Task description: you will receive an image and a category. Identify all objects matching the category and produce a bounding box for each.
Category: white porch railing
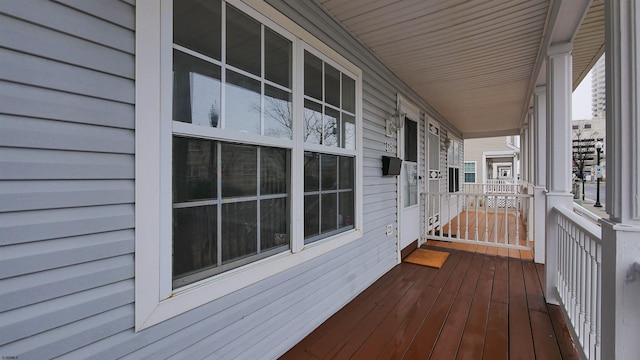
[553,206,601,360]
[422,191,533,250]
[463,179,520,194]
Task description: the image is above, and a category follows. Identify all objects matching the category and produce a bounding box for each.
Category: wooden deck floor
[435,209,530,248]
[280,245,577,360]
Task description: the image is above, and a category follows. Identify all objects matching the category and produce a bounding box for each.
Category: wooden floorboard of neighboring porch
[436,209,530,248]
[280,245,577,360]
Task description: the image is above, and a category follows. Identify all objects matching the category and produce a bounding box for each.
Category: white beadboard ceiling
[317,0,604,138]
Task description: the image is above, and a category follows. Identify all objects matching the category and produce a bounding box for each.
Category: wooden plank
[522,261,547,313]
[547,305,580,360]
[342,265,439,359]
[483,301,509,360]
[402,251,473,358]
[491,256,509,304]
[279,264,408,359]
[529,310,563,360]
[508,257,535,360]
[430,253,483,359]
[457,254,496,359]
[429,292,474,359]
[290,265,420,358]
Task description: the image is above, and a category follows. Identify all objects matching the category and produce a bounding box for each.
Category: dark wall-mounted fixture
[382,156,402,176]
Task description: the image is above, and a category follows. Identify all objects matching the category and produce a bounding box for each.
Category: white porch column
[601,1,640,358]
[545,43,574,304]
[533,86,547,264]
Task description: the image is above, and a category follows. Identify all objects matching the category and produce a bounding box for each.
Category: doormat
[403,249,450,269]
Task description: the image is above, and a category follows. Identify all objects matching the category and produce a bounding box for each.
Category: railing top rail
[554,205,602,241]
[421,191,533,198]
[572,202,602,224]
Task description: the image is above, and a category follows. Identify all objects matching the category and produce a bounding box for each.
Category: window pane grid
[172,138,290,288]
[170,1,359,291]
[174,3,292,139]
[304,152,354,243]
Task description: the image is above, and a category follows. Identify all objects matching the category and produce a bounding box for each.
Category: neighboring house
[1,1,638,360]
[463,136,520,185]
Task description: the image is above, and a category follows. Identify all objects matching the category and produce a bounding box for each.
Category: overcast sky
[572,71,593,120]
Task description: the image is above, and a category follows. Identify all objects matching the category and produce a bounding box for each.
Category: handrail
[555,205,601,241]
[553,205,602,360]
[572,203,602,225]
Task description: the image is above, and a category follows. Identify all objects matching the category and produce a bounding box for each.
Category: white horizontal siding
[0,0,460,359]
[0,2,137,358]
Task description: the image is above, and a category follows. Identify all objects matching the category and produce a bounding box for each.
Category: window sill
[136,228,362,331]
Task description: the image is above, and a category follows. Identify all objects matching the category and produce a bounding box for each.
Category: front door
[400,117,420,250]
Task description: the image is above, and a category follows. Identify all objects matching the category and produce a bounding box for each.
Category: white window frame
[135,0,363,331]
[464,161,477,183]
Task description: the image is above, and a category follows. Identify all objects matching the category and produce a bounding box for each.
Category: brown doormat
[403,249,450,269]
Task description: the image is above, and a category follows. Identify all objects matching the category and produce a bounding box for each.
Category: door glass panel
[404,163,418,207]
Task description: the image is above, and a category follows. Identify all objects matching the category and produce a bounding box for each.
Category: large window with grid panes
[135,0,362,328]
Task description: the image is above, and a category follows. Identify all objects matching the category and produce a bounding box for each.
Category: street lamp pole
[594,141,603,207]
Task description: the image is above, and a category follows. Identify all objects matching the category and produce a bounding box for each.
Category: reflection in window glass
[321,154,337,190]
[339,156,353,190]
[173,137,217,202]
[304,100,323,144]
[404,163,418,207]
[261,147,288,195]
[342,75,356,113]
[173,50,221,127]
[324,107,339,147]
[221,201,257,263]
[261,198,288,251]
[221,143,257,197]
[173,205,217,282]
[339,191,354,228]
[321,194,337,233]
[174,0,221,61]
[325,64,340,107]
[226,5,260,76]
[304,195,320,238]
[304,51,322,100]
[264,85,292,139]
[304,152,355,244]
[265,29,291,88]
[304,152,320,192]
[225,70,261,134]
[342,113,356,149]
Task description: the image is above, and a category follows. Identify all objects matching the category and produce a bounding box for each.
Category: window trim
[135,0,363,331]
[464,161,477,184]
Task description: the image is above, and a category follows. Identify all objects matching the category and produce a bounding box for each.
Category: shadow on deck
[281,244,578,360]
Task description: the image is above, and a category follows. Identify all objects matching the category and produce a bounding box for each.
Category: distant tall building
[591,55,606,120]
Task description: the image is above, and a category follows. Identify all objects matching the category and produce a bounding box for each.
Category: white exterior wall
[0,0,459,358]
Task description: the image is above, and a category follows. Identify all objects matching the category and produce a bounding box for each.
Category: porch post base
[600,219,640,360]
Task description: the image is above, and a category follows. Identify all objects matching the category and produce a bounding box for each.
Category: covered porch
[284,0,640,359]
[282,243,576,359]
